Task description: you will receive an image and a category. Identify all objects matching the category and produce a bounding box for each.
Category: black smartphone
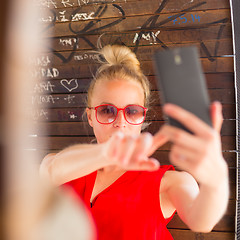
[153,46,212,133]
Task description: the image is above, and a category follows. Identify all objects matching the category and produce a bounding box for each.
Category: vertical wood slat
[229,0,240,239]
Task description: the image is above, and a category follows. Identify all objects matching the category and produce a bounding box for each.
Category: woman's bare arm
[164,170,228,232]
[39,132,164,186]
[39,144,110,186]
[158,101,229,232]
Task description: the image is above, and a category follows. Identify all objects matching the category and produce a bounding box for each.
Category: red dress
[64,165,175,240]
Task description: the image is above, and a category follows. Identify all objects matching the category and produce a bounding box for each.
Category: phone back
[153,46,212,132]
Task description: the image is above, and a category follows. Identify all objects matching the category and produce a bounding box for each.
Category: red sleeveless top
[64,165,175,240]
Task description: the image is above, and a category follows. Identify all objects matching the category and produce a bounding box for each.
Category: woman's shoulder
[161,170,198,194]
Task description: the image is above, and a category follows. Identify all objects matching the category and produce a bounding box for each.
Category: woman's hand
[102,131,166,171]
[157,101,228,188]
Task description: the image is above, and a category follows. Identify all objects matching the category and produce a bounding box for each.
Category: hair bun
[97,45,141,74]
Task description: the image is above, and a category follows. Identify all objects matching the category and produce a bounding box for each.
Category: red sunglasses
[89,104,147,125]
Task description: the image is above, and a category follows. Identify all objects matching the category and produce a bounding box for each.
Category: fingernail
[213,101,221,107]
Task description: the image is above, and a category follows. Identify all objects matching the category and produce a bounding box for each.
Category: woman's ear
[86,108,93,127]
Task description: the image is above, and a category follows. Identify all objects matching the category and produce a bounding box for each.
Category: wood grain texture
[168,229,235,240]
[41,8,231,37]
[38,119,235,136]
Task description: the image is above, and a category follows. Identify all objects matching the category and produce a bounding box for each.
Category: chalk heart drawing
[61,79,78,92]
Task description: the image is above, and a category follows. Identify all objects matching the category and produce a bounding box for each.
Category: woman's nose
[113,110,126,128]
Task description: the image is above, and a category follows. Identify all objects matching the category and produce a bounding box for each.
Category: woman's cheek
[93,126,112,144]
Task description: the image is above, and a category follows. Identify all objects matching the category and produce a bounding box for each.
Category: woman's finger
[163,103,213,138]
[118,135,138,165]
[108,132,136,165]
[148,130,169,156]
[136,158,160,171]
[169,144,200,173]
[210,101,223,133]
[169,150,193,173]
[160,125,204,154]
[170,144,197,166]
[131,132,154,162]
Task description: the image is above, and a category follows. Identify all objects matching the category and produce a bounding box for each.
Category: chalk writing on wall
[74,53,98,61]
[32,109,49,121]
[131,1,228,55]
[29,55,51,66]
[64,95,76,104]
[133,31,161,45]
[39,10,96,23]
[35,0,125,9]
[59,38,77,46]
[31,0,231,123]
[57,109,84,121]
[31,68,60,78]
[32,95,60,105]
[33,81,55,93]
[60,79,79,92]
[69,112,78,119]
[39,0,229,65]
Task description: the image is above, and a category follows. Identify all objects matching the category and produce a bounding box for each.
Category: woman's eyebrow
[100,102,143,106]
[100,102,114,105]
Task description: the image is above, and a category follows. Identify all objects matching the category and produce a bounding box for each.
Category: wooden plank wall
[34,0,236,239]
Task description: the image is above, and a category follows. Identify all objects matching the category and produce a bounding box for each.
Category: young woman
[40,45,229,240]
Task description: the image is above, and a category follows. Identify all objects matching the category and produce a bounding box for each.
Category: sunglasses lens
[96,105,117,123]
[125,105,145,124]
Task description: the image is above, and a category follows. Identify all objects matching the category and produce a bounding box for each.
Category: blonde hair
[87,45,151,108]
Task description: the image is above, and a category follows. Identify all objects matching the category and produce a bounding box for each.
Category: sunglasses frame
[89,104,148,125]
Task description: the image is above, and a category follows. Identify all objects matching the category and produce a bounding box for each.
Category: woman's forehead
[91,79,145,106]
